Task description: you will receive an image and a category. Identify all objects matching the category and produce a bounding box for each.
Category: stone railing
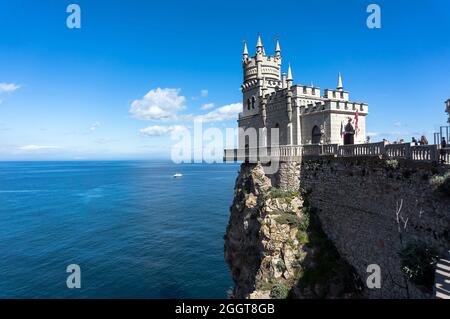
[223,142,447,164]
[338,142,385,157]
[411,145,438,162]
[302,144,322,156]
[385,143,410,158]
[439,147,450,164]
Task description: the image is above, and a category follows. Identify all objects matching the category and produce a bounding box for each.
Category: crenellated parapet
[292,85,321,98]
[242,34,281,85]
[299,100,368,115]
[323,88,349,101]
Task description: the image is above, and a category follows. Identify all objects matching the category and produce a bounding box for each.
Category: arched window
[247,98,251,110]
[251,96,256,109]
[344,121,355,145]
[312,125,321,144]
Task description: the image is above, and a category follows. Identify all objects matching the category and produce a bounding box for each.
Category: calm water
[0,161,239,298]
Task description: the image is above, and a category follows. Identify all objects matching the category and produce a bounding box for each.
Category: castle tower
[241,35,283,118]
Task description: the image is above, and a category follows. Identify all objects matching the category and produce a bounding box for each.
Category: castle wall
[329,112,367,145]
[266,100,290,146]
[238,114,263,148]
[300,113,331,145]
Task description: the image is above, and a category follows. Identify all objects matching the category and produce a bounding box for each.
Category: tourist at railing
[420,135,429,145]
[441,137,447,164]
[412,137,419,146]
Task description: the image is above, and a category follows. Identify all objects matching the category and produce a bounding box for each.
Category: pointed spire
[243,40,248,58]
[337,72,343,91]
[275,36,281,56]
[287,63,293,81]
[256,33,263,48]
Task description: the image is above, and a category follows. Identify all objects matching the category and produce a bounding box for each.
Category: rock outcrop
[224,163,363,299]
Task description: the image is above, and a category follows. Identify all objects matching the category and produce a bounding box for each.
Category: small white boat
[173,173,183,178]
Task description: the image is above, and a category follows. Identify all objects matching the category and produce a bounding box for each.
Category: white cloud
[201,103,215,110]
[0,83,20,93]
[200,89,208,97]
[140,125,188,136]
[130,88,186,121]
[90,121,101,132]
[19,145,60,151]
[393,121,402,127]
[195,103,242,123]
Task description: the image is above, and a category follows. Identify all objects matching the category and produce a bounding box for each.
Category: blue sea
[0,161,239,298]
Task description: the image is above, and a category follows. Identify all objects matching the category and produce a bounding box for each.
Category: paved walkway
[435,250,450,299]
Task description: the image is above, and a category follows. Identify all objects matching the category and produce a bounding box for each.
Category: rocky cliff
[225,159,449,299]
[224,163,363,299]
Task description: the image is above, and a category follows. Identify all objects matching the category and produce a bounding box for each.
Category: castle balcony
[224,142,448,164]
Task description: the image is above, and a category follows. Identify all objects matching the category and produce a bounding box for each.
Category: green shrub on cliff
[255,280,274,291]
[276,260,287,272]
[385,159,399,169]
[270,283,290,299]
[267,187,299,201]
[399,240,439,290]
[275,213,301,227]
[430,172,450,196]
[298,213,310,231]
[296,231,309,245]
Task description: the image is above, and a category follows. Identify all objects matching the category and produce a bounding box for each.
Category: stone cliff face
[224,163,363,299]
[298,158,449,298]
[225,159,449,299]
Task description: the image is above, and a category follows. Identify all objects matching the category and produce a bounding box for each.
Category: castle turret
[256,34,263,79]
[287,63,293,89]
[241,34,282,85]
[242,40,248,60]
[275,38,281,58]
[281,73,287,89]
[337,72,343,91]
[256,33,263,53]
[261,79,267,126]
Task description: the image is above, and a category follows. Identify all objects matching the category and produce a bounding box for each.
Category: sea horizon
[0,161,239,298]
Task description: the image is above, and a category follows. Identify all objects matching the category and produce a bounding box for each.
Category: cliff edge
[224,163,363,299]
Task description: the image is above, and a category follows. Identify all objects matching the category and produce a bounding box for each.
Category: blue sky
[0,0,449,160]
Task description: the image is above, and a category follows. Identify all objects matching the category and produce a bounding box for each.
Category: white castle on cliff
[239,35,368,147]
